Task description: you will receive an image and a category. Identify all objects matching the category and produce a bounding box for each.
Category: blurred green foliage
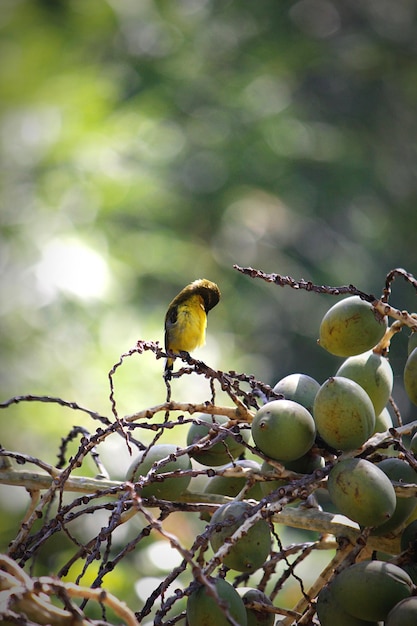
[1,0,417,619]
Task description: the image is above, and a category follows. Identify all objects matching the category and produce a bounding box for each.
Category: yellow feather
[164,279,220,374]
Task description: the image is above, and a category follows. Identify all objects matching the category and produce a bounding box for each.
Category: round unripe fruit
[126,444,191,500]
[239,588,275,626]
[372,458,417,536]
[284,450,325,474]
[328,458,396,528]
[402,562,417,584]
[210,501,271,572]
[260,461,289,498]
[404,347,417,406]
[187,578,247,626]
[272,373,320,414]
[408,330,417,355]
[251,400,316,462]
[336,350,393,415]
[410,432,417,454]
[204,460,262,500]
[313,377,375,451]
[260,453,324,497]
[374,407,393,433]
[187,414,248,466]
[316,584,379,626]
[319,295,387,357]
[400,519,417,554]
[386,597,417,626]
[332,560,413,621]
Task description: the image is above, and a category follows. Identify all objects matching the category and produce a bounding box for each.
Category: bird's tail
[164,356,174,378]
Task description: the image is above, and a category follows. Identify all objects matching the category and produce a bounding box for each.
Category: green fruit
[336,350,393,415]
[374,407,393,433]
[400,519,417,554]
[316,584,379,626]
[401,562,417,584]
[385,596,417,626]
[187,414,248,466]
[251,400,316,462]
[319,295,387,357]
[284,451,325,473]
[372,458,417,536]
[328,458,396,528]
[313,377,375,451]
[240,588,275,626]
[210,501,271,572]
[187,578,247,626]
[332,560,413,621]
[408,331,417,355]
[404,347,417,406]
[204,460,262,500]
[410,432,417,454]
[260,460,290,498]
[260,453,324,497]
[272,373,320,414]
[126,444,191,500]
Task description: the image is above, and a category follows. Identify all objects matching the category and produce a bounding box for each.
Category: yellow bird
[164,278,221,375]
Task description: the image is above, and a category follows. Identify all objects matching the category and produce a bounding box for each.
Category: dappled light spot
[35,237,110,302]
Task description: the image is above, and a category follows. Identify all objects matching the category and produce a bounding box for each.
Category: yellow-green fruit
[328,458,396,527]
[404,347,417,406]
[187,414,248,466]
[210,501,271,572]
[386,596,417,626]
[204,460,262,500]
[316,584,379,626]
[313,377,375,451]
[272,373,320,414]
[187,578,247,626]
[374,407,393,433]
[336,350,393,415]
[239,588,275,626]
[408,331,417,355]
[126,444,191,500]
[332,560,413,621]
[372,458,417,536]
[319,295,387,357]
[251,400,316,461]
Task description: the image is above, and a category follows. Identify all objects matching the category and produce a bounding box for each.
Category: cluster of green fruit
[317,560,417,625]
[126,416,273,626]
[316,296,417,534]
[128,296,417,625]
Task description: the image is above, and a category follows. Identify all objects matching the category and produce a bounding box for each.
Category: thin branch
[125,401,253,423]
[0,554,139,626]
[234,265,417,330]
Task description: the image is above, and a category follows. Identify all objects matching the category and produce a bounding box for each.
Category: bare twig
[234,265,417,330]
[0,554,139,626]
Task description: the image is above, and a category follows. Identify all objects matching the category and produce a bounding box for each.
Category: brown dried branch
[234,264,417,331]
[125,400,253,423]
[382,267,417,302]
[0,554,139,626]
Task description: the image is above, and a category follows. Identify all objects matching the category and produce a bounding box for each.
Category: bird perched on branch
[164,278,221,376]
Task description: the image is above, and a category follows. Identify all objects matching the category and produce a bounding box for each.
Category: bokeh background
[1,0,417,621]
